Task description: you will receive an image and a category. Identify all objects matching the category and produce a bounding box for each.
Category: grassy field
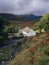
[7,32,49,65]
[10,21,35,28]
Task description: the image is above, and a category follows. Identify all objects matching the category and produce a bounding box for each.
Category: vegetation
[0,17,23,62]
[0,18,9,36]
[7,32,49,65]
[0,13,49,65]
[0,17,22,42]
[0,13,41,21]
[0,44,18,61]
[8,26,21,33]
[6,13,49,65]
[33,13,49,33]
[0,18,11,45]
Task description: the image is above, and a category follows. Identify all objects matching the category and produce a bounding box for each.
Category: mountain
[0,13,42,21]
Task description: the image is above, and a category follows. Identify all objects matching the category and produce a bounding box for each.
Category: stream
[0,37,24,65]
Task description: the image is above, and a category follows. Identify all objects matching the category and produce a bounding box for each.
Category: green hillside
[33,13,49,33]
[0,13,49,65]
[0,13,41,21]
[7,14,49,65]
[7,33,49,65]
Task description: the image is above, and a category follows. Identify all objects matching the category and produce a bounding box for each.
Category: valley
[0,13,49,65]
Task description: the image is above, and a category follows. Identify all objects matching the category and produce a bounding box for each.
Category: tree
[33,13,49,33]
[33,21,43,33]
[0,17,10,37]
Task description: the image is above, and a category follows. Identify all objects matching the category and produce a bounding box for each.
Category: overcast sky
[0,0,49,15]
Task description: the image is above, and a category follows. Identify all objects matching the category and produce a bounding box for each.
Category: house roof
[18,27,36,36]
[22,27,30,32]
[19,27,30,33]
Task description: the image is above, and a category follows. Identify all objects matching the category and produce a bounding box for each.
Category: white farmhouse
[18,27,36,37]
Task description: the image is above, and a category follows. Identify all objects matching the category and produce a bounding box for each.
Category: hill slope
[0,13,42,21]
[33,13,49,33]
[7,32,49,65]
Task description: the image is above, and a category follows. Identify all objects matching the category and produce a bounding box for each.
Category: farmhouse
[18,27,36,37]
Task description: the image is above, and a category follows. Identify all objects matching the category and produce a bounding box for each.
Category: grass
[0,46,12,61]
[7,32,49,65]
[0,43,18,61]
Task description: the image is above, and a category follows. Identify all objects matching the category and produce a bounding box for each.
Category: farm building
[18,27,36,37]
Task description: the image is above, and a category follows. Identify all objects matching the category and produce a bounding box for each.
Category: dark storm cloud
[0,0,49,15]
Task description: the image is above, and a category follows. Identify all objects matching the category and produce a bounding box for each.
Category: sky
[0,0,49,15]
